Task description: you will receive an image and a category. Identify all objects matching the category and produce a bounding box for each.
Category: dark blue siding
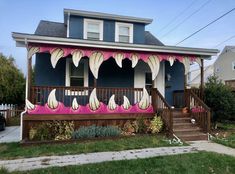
[165,61,184,106]
[133,23,145,44]
[103,20,115,42]
[69,15,83,39]
[35,53,65,86]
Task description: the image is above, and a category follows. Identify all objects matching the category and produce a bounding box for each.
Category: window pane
[70,63,84,77]
[70,78,84,87]
[87,23,99,32]
[119,26,129,35]
[119,35,129,43]
[145,73,152,89]
[87,32,100,40]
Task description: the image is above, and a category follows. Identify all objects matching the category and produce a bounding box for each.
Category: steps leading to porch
[172,109,208,141]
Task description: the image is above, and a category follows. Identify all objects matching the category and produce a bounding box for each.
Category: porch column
[200,58,204,98]
[26,53,32,100]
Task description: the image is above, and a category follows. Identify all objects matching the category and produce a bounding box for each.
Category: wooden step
[176,133,208,141]
[173,122,195,129]
[172,112,190,118]
[173,117,191,123]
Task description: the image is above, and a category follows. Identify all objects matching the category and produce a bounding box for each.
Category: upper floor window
[232,61,235,71]
[115,22,133,43]
[84,19,103,41]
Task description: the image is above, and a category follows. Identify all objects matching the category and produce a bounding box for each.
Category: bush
[29,121,74,141]
[72,125,121,139]
[205,76,235,123]
[122,121,138,135]
[149,116,163,134]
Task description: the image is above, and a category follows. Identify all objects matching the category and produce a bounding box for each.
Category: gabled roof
[34,20,164,46]
[64,9,153,25]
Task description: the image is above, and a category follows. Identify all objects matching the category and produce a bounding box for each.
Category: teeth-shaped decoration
[89,88,100,111]
[89,52,104,79]
[131,54,139,68]
[122,96,131,110]
[114,53,124,68]
[27,47,39,59]
[26,99,35,110]
[182,57,191,75]
[72,98,79,110]
[168,57,175,66]
[47,89,59,109]
[138,88,150,110]
[108,94,117,110]
[51,48,64,68]
[195,57,202,67]
[147,55,160,80]
[72,50,83,67]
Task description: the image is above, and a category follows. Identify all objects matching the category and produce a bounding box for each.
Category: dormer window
[115,22,133,43]
[84,19,103,41]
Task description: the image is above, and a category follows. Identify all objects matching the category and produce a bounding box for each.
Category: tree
[0,53,25,105]
[204,75,235,124]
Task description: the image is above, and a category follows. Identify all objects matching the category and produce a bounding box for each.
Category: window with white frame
[84,19,103,41]
[232,61,235,71]
[115,22,133,43]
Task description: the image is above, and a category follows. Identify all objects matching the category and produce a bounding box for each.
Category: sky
[0,0,235,74]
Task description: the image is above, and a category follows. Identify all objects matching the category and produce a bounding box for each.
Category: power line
[175,8,235,46]
[214,35,235,48]
[158,0,197,34]
[160,0,212,39]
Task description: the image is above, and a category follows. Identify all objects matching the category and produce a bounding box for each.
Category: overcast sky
[0,0,235,74]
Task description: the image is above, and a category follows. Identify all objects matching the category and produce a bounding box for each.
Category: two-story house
[12,9,218,141]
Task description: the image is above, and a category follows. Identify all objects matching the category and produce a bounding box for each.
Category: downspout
[67,12,70,38]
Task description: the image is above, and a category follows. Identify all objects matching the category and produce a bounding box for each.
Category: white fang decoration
[89,52,104,79]
[138,88,150,110]
[108,94,117,110]
[182,57,191,75]
[26,99,35,110]
[195,57,202,67]
[51,48,64,68]
[122,96,131,110]
[28,47,40,59]
[72,50,83,67]
[131,54,139,68]
[168,57,175,66]
[147,55,160,80]
[47,89,59,109]
[89,88,100,111]
[114,53,124,68]
[72,98,79,110]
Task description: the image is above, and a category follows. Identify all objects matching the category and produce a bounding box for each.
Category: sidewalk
[0,126,20,143]
[0,146,197,172]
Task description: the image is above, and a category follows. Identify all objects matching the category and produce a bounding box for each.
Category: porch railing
[30,86,148,106]
[185,89,211,133]
[151,88,173,135]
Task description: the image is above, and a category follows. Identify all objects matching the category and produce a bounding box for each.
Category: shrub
[72,125,121,139]
[150,116,163,134]
[29,121,74,141]
[136,117,150,133]
[205,76,235,123]
[122,121,138,135]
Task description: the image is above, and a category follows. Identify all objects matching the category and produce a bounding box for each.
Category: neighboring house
[12,9,218,141]
[214,46,235,89]
[188,65,214,88]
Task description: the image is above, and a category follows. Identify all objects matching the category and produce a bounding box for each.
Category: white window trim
[232,61,235,71]
[83,18,103,41]
[65,58,89,96]
[115,22,133,43]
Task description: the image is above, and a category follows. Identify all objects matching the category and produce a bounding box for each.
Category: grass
[213,133,235,148]
[2,152,235,174]
[0,134,181,160]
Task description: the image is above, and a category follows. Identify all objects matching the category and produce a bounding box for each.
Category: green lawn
[213,133,235,148]
[0,135,180,160]
[2,152,235,174]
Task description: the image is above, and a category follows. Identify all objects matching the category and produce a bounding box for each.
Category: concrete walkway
[0,146,197,172]
[190,141,235,157]
[0,126,20,143]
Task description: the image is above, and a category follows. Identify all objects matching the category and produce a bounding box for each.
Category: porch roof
[12,32,219,57]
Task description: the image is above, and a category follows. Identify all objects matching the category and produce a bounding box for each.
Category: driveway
[0,126,20,143]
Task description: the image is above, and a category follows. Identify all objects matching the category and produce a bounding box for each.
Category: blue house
[12,9,218,141]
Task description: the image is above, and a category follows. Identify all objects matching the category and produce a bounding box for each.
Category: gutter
[12,32,219,57]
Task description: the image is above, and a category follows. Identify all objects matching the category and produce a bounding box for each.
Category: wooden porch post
[27,55,32,100]
[200,59,204,99]
[151,80,157,112]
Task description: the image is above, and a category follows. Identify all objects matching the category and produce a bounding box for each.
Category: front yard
[0,134,182,160]
[1,152,234,174]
